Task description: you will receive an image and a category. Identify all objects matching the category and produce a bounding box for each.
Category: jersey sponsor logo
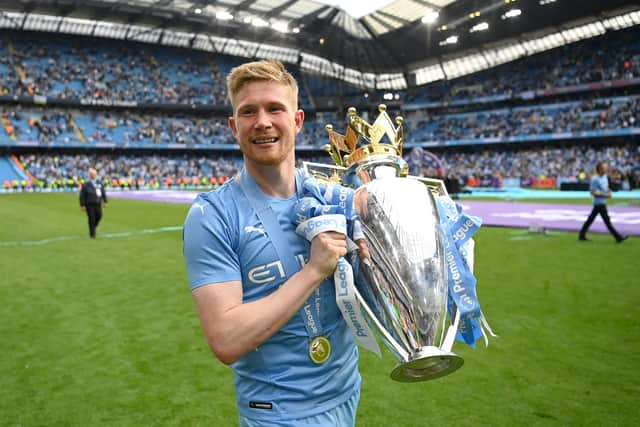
[247,255,306,285]
[248,260,285,284]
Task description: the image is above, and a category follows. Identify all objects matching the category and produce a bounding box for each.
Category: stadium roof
[0,0,639,78]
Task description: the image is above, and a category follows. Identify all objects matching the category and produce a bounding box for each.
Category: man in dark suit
[79,167,108,239]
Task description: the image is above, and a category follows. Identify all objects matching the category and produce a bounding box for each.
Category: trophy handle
[407,176,449,198]
[352,286,410,362]
[441,307,461,353]
[302,161,348,184]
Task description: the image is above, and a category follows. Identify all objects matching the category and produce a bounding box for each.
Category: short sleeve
[183,193,241,291]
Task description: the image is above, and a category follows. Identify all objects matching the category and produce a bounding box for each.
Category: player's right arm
[183,194,346,365]
[191,230,345,365]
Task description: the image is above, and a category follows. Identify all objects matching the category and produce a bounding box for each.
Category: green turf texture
[1,193,638,426]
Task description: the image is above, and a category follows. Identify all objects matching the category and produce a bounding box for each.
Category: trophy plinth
[391,346,464,382]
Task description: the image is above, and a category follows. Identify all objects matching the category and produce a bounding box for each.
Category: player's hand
[356,238,371,261]
[354,188,368,219]
[307,231,347,279]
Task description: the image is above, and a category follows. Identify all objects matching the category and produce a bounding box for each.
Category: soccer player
[578,161,628,243]
[183,60,360,426]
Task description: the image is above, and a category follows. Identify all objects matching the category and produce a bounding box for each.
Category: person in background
[578,161,628,243]
[79,167,108,239]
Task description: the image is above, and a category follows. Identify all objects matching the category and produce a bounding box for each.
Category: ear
[294,109,304,134]
[228,116,238,138]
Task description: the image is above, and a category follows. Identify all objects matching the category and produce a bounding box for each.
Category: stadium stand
[0,24,639,192]
[4,142,637,193]
[2,92,638,149]
[404,26,640,106]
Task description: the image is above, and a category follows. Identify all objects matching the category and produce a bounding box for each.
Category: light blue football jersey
[590,174,609,206]
[183,167,360,421]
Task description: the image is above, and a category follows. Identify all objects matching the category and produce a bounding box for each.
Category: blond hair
[226,59,299,110]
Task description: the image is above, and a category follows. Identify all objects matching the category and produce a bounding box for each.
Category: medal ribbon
[295,213,382,357]
[235,168,323,342]
[294,179,381,356]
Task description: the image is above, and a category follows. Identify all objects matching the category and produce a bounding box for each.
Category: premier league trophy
[303,105,492,382]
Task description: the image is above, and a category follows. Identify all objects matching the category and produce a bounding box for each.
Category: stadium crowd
[1,26,639,194]
[406,96,640,142]
[1,94,639,148]
[406,143,639,190]
[2,33,231,105]
[0,26,637,108]
[5,143,637,192]
[15,153,242,190]
[406,26,640,103]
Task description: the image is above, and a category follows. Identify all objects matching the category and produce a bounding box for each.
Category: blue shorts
[239,388,360,427]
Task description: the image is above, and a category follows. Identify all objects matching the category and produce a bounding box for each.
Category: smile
[252,136,279,144]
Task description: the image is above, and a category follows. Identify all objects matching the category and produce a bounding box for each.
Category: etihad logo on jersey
[248,254,306,285]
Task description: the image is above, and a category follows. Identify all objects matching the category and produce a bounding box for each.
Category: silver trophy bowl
[352,162,463,382]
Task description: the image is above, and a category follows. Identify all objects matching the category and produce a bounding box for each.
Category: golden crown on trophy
[324,104,405,168]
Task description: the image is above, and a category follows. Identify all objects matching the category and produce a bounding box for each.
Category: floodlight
[470,22,489,32]
[216,10,233,21]
[439,35,459,46]
[422,12,439,24]
[252,17,269,28]
[502,9,521,19]
[272,21,289,33]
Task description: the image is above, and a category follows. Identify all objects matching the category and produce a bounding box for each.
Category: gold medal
[309,336,331,364]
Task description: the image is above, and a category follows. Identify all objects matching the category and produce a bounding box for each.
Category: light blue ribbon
[296,180,358,235]
[293,181,381,356]
[235,168,324,342]
[435,195,491,347]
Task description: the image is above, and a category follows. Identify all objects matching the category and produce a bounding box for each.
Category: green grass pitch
[1,192,638,426]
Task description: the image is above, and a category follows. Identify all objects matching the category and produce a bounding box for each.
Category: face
[89,169,97,180]
[598,163,608,175]
[229,80,304,169]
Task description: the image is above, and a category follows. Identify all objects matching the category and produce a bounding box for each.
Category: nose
[254,109,272,130]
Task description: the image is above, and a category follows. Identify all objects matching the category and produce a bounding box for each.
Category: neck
[245,158,296,199]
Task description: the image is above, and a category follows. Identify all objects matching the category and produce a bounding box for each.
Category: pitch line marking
[0,226,182,247]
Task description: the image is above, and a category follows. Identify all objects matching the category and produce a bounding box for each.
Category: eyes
[238,105,286,116]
